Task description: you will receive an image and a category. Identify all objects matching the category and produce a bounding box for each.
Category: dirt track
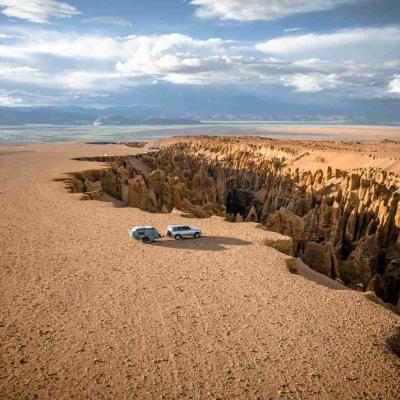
[1,142,399,399]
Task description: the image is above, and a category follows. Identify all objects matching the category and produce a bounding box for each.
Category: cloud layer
[389,75,400,94]
[256,27,400,62]
[81,16,132,27]
[0,0,79,24]
[0,93,22,105]
[190,0,356,21]
[0,25,399,104]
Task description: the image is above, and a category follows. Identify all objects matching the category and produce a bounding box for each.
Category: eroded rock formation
[66,137,400,308]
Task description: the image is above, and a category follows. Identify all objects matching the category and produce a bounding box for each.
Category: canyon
[66,136,400,311]
[2,141,400,399]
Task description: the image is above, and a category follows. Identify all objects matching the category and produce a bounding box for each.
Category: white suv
[166,224,201,240]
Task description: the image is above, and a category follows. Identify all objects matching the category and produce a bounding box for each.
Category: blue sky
[0,0,399,117]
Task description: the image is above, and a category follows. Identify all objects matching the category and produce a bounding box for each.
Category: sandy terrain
[159,135,400,174]
[254,124,400,141]
[1,142,399,399]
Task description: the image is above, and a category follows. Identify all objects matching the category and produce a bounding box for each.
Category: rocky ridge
[66,137,400,310]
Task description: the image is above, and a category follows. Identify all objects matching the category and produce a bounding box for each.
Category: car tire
[175,234,183,241]
[142,237,150,244]
[194,232,200,239]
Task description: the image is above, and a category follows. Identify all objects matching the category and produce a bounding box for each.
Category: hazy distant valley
[1,106,399,127]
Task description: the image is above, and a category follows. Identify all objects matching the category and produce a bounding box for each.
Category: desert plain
[1,130,400,399]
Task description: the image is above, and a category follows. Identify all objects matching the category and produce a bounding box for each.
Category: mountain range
[0,106,202,126]
[0,100,399,126]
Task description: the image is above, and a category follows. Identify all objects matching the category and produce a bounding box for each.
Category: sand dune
[1,142,399,399]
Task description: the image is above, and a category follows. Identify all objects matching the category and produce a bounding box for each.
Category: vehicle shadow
[152,235,252,251]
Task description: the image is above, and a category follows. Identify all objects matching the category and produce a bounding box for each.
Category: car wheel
[142,237,150,244]
[194,232,200,239]
[175,234,183,241]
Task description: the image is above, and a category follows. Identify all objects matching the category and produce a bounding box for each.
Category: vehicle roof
[168,224,200,229]
[131,226,156,230]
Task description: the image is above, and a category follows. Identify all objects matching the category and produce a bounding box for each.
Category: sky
[0,0,399,118]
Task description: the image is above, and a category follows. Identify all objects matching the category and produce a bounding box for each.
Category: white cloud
[0,44,26,58]
[0,0,80,24]
[70,91,109,100]
[190,0,355,21]
[0,94,22,105]
[54,70,140,91]
[0,64,39,75]
[3,69,128,92]
[0,27,398,99]
[0,33,16,39]
[280,73,341,92]
[0,31,225,64]
[58,71,99,90]
[81,17,132,27]
[1,33,120,60]
[388,75,400,94]
[256,27,400,62]
[32,35,120,59]
[116,34,227,77]
[283,28,304,32]
[292,58,345,73]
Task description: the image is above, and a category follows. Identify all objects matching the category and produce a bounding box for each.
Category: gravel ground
[0,142,399,399]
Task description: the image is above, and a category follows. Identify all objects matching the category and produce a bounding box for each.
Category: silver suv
[166,224,201,240]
